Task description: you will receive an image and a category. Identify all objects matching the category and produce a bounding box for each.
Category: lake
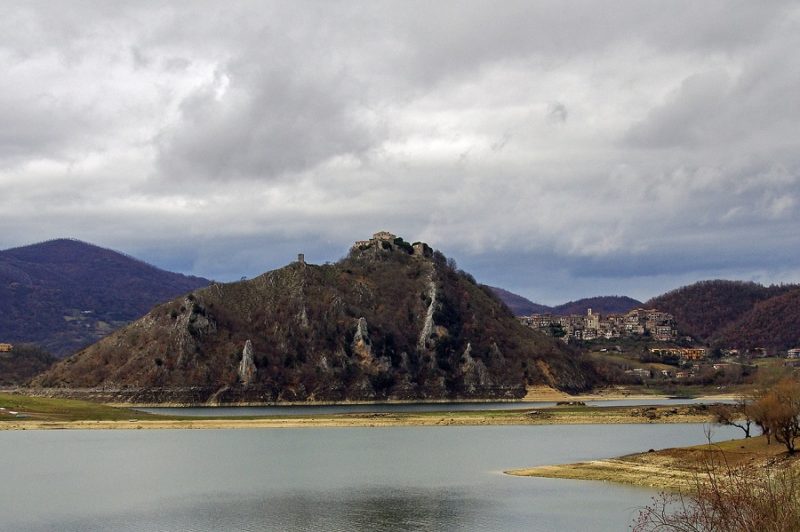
[138,397,726,417]
[1,424,739,531]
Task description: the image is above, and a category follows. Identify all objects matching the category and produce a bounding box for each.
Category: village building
[680,348,707,361]
[787,348,800,359]
[649,347,684,357]
[624,368,651,379]
[0,343,12,352]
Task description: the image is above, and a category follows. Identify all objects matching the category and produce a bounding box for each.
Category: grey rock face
[238,339,257,386]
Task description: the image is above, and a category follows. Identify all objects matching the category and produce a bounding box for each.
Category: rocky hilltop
[32,233,595,403]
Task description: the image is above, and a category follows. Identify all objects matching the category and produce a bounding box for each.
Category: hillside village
[518,306,800,384]
[519,308,714,382]
[520,307,679,342]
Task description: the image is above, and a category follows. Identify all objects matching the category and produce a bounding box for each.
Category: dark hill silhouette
[0,239,210,356]
[33,234,596,403]
[488,288,641,317]
[488,286,551,316]
[551,296,642,316]
[0,344,57,385]
[646,280,798,343]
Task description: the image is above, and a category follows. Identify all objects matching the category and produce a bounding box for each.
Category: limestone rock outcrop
[238,339,256,386]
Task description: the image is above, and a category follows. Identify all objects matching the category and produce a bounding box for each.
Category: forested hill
[33,234,596,403]
[0,239,210,356]
[646,280,799,348]
[711,288,800,352]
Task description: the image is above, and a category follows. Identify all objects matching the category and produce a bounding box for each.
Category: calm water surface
[139,397,725,417]
[1,424,739,531]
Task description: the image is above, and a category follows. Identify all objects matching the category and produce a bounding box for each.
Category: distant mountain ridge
[33,233,596,402]
[489,287,641,317]
[487,286,550,315]
[550,296,642,316]
[0,239,210,356]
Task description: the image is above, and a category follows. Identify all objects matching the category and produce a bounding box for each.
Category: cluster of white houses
[519,308,678,342]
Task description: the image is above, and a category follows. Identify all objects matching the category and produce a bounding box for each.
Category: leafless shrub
[633,441,800,531]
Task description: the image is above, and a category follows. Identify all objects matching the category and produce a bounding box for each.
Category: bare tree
[763,378,800,454]
[712,400,753,438]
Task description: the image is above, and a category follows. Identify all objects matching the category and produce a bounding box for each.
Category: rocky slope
[32,234,595,403]
[0,239,210,356]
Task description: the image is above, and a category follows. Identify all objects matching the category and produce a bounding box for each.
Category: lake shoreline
[506,434,795,491]
[2,403,718,431]
[13,384,739,408]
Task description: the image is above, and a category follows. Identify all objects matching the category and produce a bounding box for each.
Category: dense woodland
[0,344,56,386]
[647,280,800,351]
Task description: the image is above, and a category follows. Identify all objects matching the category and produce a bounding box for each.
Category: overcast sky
[1,1,799,305]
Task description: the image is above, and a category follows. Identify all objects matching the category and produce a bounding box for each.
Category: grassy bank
[0,392,159,422]
[507,435,800,491]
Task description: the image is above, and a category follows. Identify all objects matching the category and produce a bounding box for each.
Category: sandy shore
[507,455,700,490]
[506,435,794,491]
[522,385,738,402]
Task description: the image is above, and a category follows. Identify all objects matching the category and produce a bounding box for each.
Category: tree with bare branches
[712,400,753,438]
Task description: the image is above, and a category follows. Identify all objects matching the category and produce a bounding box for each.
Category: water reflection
[251,489,488,531]
[32,489,489,532]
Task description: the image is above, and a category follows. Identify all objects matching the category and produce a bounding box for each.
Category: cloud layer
[1,1,799,304]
